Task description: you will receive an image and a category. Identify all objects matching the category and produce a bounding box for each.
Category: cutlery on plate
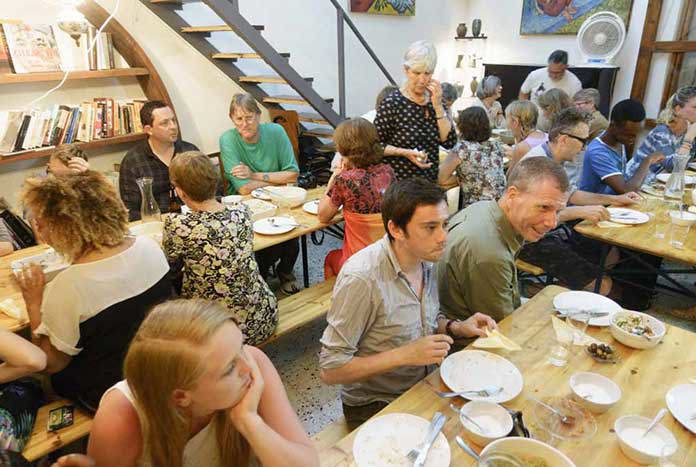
[436,386,503,398]
[455,435,480,462]
[406,412,447,466]
[526,395,575,425]
[642,408,668,438]
[269,218,306,229]
[564,309,609,319]
[448,403,487,434]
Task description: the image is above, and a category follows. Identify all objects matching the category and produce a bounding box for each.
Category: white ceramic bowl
[129,221,164,244]
[669,210,696,226]
[458,401,513,446]
[610,310,666,349]
[11,249,68,282]
[615,415,677,465]
[265,186,307,208]
[569,372,622,413]
[480,437,576,467]
[221,195,243,205]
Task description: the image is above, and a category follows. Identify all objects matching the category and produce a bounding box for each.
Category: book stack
[0,98,147,156]
[86,26,115,71]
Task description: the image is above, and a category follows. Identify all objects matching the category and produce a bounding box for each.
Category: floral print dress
[163,205,278,345]
[453,139,507,209]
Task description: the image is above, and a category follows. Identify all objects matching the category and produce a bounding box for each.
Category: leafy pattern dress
[163,205,278,345]
[453,139,507,209]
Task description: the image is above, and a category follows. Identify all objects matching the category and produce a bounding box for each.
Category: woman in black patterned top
[374,40,457,182]
[162,152,278,345]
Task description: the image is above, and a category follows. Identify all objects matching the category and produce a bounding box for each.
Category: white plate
[353,413,450,467]
[553,291,622,327]
[303,199,320,215]
[253,216,296,235]
[440,350,523,403]
[251,188,272,200]
[665,383,696,435]
[656,173,696,185]
[606,207,650,225]
[640,185,664,197]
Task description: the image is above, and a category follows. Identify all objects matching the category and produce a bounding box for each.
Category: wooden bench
[313,416,350,451]
[22,399,93,462]
[515,259,546,277]
[261,278,335,346]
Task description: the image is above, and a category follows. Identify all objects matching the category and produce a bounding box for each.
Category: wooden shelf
[454,35,488,40]
[0,68,150,84]
[0,133,146,165]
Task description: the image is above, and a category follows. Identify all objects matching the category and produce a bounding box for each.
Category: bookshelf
[0,1,173,165]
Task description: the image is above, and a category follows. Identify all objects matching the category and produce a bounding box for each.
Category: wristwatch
[445,319,461,338]
[262,173,269,182]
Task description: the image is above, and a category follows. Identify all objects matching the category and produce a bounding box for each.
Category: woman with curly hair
[438,107,507,210]
[537,88,573,132]
[162,151,278,345]
[14,171,172,410]
[318,118,395,277]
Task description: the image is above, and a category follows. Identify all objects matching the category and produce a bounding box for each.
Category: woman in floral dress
[162,151,277,345]
[438,106,506,211]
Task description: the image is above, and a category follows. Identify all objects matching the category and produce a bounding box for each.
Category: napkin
[551,315,599,346]
[472,328,521,351]
[597,220,631,229]
[0,298,26,322]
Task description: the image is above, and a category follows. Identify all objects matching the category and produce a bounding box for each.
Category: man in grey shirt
[319,179,496,428]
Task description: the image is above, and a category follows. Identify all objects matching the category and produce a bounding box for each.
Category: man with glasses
[220,93,300,295]
[574,88,608,141]
[519,50,582,107]
[518,107,640,295]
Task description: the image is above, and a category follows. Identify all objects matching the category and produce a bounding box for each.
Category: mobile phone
[47,405,74,431]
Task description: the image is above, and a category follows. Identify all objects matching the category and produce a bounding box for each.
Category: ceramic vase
[472,19,482,37]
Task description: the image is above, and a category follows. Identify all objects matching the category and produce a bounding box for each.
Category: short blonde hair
[505,100,539,137]
[334,118,383,169]
[403,40,437,73]
[51,144,88,165]
[228,93,261,118]
[21,171,128,261]
[169,151,218,202]
[537,88,573,116]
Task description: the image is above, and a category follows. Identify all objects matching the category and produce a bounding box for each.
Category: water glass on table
[548,325,573,367]
[669,216,691,250]
[652,201,672,239]
[566,311,591,347]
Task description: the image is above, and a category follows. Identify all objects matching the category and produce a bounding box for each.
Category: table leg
[301,234,309,289]
[593,243,610,294]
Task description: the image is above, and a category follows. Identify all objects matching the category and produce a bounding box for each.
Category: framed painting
[520,0,632,35]
[350,0,415,16]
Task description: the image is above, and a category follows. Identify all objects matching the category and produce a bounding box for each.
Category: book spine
[13,114,31,152]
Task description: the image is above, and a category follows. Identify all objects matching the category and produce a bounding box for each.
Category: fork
[270,218,306,229]
[406,412,447,465]
[436,385,503,398]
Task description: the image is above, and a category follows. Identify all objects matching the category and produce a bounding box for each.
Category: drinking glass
[652,201,671,239]
[658,441,681,467]
[566,311,590,347]
[670,220,691,249]
[548,327,573,367]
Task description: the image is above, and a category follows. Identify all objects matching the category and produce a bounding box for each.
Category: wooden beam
[652,40,696,53]
[661,0,696,109]
[631,0,663,102]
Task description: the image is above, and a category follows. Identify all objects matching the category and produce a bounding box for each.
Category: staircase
[140,0,396,154]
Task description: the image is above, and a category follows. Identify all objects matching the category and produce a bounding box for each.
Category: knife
[413,412,447,467]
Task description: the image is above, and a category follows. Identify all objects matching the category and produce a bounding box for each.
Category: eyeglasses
[560,132,589,148]
[232,115,258,126]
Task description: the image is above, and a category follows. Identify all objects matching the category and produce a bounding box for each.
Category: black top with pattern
[374,89,457,182]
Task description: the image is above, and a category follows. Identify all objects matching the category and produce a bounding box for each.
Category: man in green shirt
[219,93,300,294]
[437,157,569,322]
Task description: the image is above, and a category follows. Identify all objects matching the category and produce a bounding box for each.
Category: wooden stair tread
[298,112,330,125]
[181,25,264,33]
[213,52,290,60]
[302,128,334,139]
[22,399,94,462]
[515,259,546,276]
[239,75,313,84]
[263,95,334,105]
[316,143,336,153]
[313,416,350,451]
[261,278,335,346]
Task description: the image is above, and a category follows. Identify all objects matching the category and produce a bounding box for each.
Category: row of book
[0,98,148,155]
[0,21,118,74]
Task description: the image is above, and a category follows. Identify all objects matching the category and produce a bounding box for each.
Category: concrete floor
[263,227,696,437]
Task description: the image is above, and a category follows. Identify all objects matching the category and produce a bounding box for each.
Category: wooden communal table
[0,186,343,332]
[319,285,696,467]
[574,195,696,298]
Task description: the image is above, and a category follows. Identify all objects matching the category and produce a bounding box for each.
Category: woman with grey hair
[475,75,505,128]
[626,85,696,183]
[374,40,457,182]
[574,88,608,140]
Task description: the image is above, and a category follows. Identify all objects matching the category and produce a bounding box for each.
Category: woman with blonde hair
[505,99,548,169]
[163,151,278,345]
[318,118,395,277]
[87,299,318,467]
[537,88,573,132]
[626,85,696,183]
[14,171,171,410]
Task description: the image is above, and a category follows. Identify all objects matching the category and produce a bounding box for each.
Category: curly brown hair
[334,118,383,169]
[457,106,491,143]
[51,144,88,165]
[21,171,128,261]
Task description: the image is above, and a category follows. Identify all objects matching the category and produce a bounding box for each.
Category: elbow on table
[23,350,47,373]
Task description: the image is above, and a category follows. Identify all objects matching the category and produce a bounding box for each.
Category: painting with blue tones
[520,0,633,35]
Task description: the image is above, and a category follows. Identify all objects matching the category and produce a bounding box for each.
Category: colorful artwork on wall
[520,0,632,35]
[350,0,415,16]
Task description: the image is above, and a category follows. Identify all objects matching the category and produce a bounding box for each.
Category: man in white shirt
[519,50,582,107]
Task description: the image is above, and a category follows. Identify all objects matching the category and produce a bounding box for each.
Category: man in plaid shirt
[119,101,198,221]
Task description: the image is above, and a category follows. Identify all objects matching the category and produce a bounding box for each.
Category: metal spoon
[526,395,575,425]
[455,435,480,462]
[449,403,487,434]
[642,408,668,438]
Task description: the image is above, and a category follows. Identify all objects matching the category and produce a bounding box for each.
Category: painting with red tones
[350,0,415,16]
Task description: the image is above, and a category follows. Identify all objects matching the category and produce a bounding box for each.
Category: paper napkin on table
[551,315,600,346]
[0,298,26,321]
[597,220,632,229]
[473,327,521,351]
